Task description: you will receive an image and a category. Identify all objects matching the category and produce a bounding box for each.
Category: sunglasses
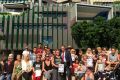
[72,51,76,52]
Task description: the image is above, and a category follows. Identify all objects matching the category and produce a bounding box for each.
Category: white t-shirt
[86,58,93,67]
[21,60,33,71]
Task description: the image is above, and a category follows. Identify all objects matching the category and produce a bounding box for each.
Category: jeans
[6,74,12,80]
[0,75,5,80]
[0,74,12,80]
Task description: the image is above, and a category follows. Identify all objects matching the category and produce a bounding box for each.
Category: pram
[94,63,120,80]
[106,63,120,80]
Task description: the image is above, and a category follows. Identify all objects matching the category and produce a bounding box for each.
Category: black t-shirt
[33,61,42,70]
[0,63,2,74]
[4,61,14,74]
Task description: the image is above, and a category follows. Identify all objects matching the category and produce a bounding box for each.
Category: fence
[0,3,76,50]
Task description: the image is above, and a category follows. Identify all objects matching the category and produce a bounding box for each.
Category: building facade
[0,0,119,50]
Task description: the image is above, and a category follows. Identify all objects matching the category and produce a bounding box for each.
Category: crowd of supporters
[0,43,120,80]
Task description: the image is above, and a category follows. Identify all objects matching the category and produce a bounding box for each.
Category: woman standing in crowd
[70,49,78,63]
[42,54,53,80]
[52,49,62,80]
[82,48,95,80]
[22,54,33,80]
[94,55,106,80]
[12,54,22,80]
[78,49,83,62]
[81,54,87,66]
[74,61,86,80]
[86,48,95,69]
[41,46,48,61]
[73,58,80,80]
[70,49,78,75]
[32,54,42,80]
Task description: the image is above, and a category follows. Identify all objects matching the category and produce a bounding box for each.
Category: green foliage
[114,1,120,4]
[71,16,120,49]
[0,12,12,15]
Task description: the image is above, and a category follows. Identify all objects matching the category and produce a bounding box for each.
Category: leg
[44,71,51,80]
[52,69,57,80]
[6,74,12,80]
[58,72,62,80]
[22,72,30,80]
[0,75,5,80]
[66,67,71,80]
[12,73,16,80]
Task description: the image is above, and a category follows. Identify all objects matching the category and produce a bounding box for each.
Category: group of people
[0,43,120,80]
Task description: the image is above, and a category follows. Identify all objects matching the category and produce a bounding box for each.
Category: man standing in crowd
[3,54,14,80]
[107,48,119,69]
[60,45,72,80]
[36,43,43,55]
[30,47,37,63]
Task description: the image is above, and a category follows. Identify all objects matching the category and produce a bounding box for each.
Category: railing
[0,4,70,50]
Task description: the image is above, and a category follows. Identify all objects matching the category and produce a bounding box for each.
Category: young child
[94,55,107,80]
[74,60,86,80]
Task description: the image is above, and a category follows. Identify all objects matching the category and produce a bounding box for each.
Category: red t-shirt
[36,48,43,55]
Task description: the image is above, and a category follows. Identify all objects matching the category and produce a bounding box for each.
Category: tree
[71,16,120,49]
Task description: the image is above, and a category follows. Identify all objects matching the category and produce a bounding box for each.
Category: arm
[94,61,98,73]
[12,61,17,73]
[68,52,72,66]
[90,73,94,80]
[32,62,35,73]
[85,73,87,80]
[117,54,119,61]
[51,57,58,68]
[42,62,46,72]
[106,54,110,65]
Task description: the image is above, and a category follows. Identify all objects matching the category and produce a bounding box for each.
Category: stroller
[94,63,120,80]
[106,63,120,80]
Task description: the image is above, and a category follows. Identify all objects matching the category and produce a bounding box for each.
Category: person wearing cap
[67,45,72,52]
[42,54,53,80]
